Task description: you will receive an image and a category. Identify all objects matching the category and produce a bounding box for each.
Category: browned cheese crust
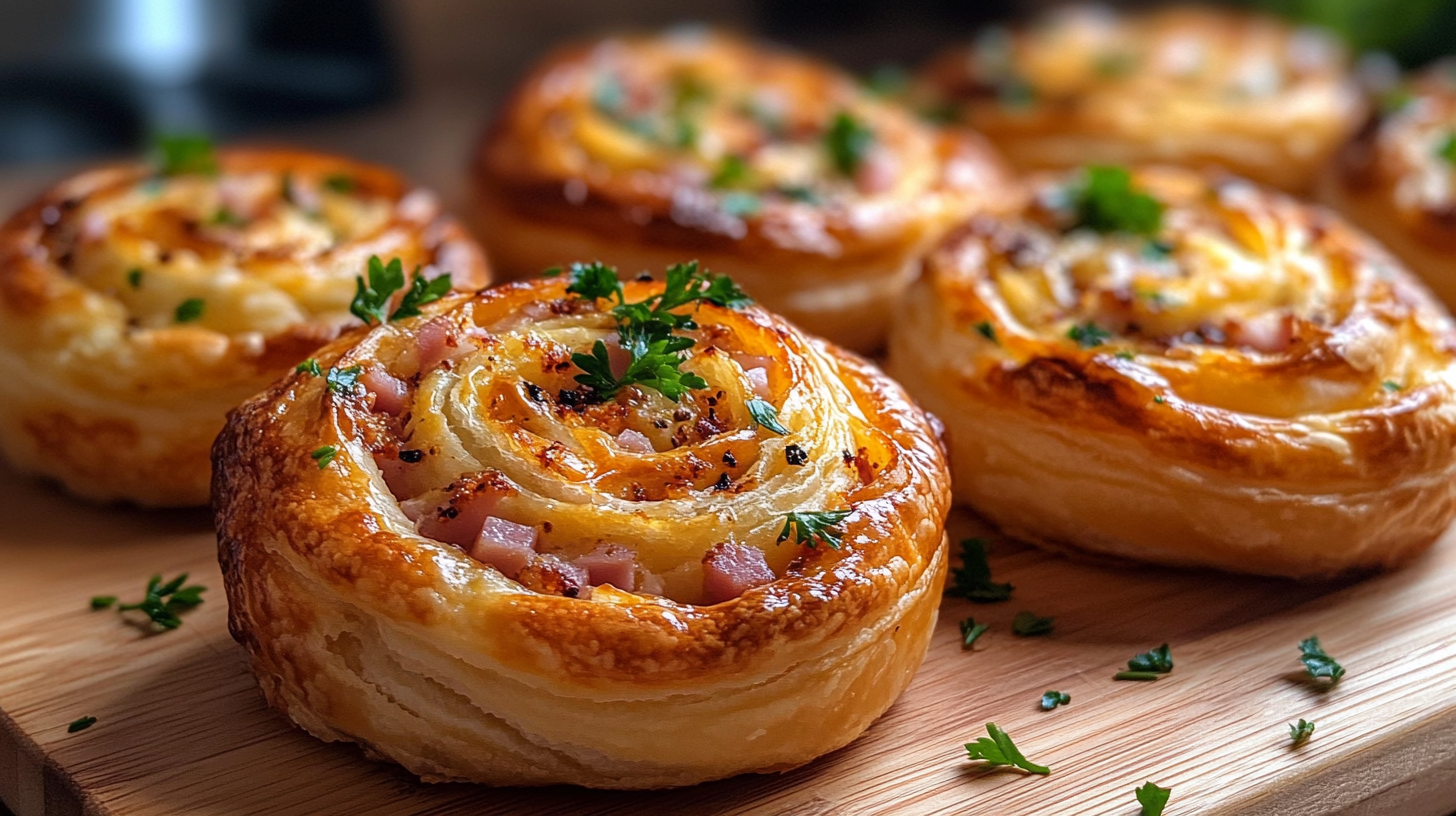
[213,276,951,788]
[918,5,1366,194]
[888,166,1456,578]
[1319,61,1456,308]
[0,148,488,506]
[472,28,1018,352]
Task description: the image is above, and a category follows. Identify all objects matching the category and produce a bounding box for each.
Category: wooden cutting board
[3,457,1456,816]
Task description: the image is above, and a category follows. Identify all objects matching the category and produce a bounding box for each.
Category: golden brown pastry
[918,5,1365,193]
[213,263,951,788]
[0,143,488,506]
[472,28,1017,352]
[887,165,1456,578]
[1319,61,1456,308]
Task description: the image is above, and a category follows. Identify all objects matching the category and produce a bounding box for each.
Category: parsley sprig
[960,618,989,649]
[777,510,852,550]
[946,538,1013,602]
[1071,166,1163,236]
[1290,718,1316,746]
[1135,781,1171,816]
[107,573,207,631]
[1039,690,1070,711]
[561,261,751,402]
[1115,643,1174,681]
[1298,636,1345,684]
[153,134,218,177]
[963,723,1050,775]
[350,256,452,326]
[1012,611,1054,637]
[825,111,874,176]
[746,398,788,435]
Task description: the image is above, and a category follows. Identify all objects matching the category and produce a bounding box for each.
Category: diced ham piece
[744,367,771,400]
[575,544,637,591]
[855,148,899,195]
[417,316,474,373]
[360,367,409,415]
[616,429,655,454]
[376,453,414,498]
[467,517,538,578]
[416,485,502,547]
[701,542,776,604]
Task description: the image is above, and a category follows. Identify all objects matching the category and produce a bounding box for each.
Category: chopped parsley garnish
[824,111,874,177]
[68,716,97,733]
[323,174,355,193]
[1114,671,1163,681]
[153,133,218,176]
[349,256,452,325]
[1115,350,1136,360]
[1383,380,1404,392]
[210,207,243,226]
[1071,166,1164,237]
[126,268,143,289]
[711,155,751,189]
[90,595,116,610]
[324,365,362,395]
[1040,690,1070,711]
[1127,643,1174,674]
[960,618,989,649]
[114,573,207,631]
[563,261,751,401]
[1290,718,1316,745]
[295,359,322,376]
[174,298,205,323]
[1438,132,1456,165]
[311,445,338,470]
[975,321,998,343]
[963,723,1050,775]
[1068,321,1111,348]
[1012,611,1054,637]
[946,538,1014,603]
[1298,636,1345,684]
[1135,781,1171,816]
[746,397,788,435]
[720,191,761,217]
[1152,395,1167,404]
[777,510,853,550]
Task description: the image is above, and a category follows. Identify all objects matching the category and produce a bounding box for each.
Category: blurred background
[0,0,1454,205]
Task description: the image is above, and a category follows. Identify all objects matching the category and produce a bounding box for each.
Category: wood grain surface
[3,458,1456,816]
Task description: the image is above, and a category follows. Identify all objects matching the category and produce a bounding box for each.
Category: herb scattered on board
[963,723,1050,775]
[960,618,989,649]
[946,538,1013,603]
[1115,643,1174,681]
[777,510,852,550]
[1039,690,1070,711]
[311,445,338,470]
[1012,611,1054,637]
[68,716,97,733]
[174,298,205,323]
[1298,636,1345,684]
[153,133,218,177]
[108,573,207,631]
[350,255,452,325]
[1114,671,1164,681]
[746,397,788,435]
[824,111,874,177]
[1070,166,1163,237]
[1135,781,1172,816]
[1290,718,1316,746]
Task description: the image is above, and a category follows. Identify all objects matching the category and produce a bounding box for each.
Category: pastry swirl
[918,5,1365,193]
[213,266,951,787]
[0,146,488,506]
[472,28,1016,351]
[1319,61,1456,308]
[887,165,1456,577]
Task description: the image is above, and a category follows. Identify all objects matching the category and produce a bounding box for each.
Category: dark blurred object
[0,0,397,165]
[1255,0,1456,65]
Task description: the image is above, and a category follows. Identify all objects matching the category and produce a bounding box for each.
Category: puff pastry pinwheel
[1320,62,1456,308]
[887,165,1456,578]
[0,142,488,506]
[918,5,1365,194]
[213,262,951,788]
[471,28,1016,352]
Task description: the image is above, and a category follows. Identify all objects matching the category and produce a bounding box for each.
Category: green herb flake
[89,595,117,610]
[564,261,623,301]
[1115,350,1136,360]
[1114,671,1163,681]
[1071,166,1164,236]
[1068,321,1112,348]
[68,716,97,734]
[1438,132,1456,165]
[1298,636,1345,684]
[324,365,362,395]
[1153,395,1167,404]
[311,445,338,470]
[153,133,218,177]
[1383,380,1404,392]
[1039,690,1070,711]
[350,256,449,325]
[711,155,751,189]
[946,538,1014,603]
[975,321,998,343]
[174,298,205,323]
[824,111,874,177]
[963,723,1050,775]
[777,510,853,550]
[1135,781,1172,816]
[1290,718,1316,745]
[126,268,144,289]
[323,174,355,194]
[295,358,323,377]
[1127,643,1174,674]
[114,573,207,631]
[960,618,989,649]
[390,270,453,321]
[210,207,243,226]
[1012,610,1054,637]
[746,398,788,435]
